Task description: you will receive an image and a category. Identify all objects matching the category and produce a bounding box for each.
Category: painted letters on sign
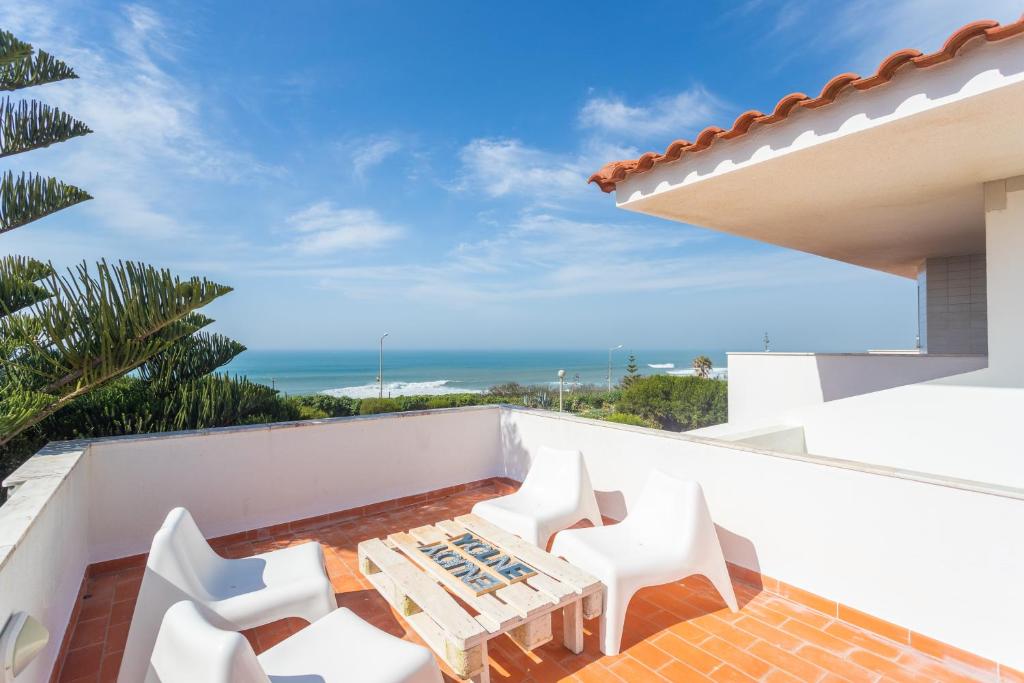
[416,531,538,595]
[451,533,537,583]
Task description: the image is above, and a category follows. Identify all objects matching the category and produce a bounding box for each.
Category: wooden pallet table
[357,513,603,682]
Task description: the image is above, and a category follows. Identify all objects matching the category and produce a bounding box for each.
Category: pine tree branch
[0,254,53,316]
[0,49,78,91]
[0,98,92,158]
[0,171,92,234]
[0,30,33,67]
[0,260,233,445]
[138,332,246,387]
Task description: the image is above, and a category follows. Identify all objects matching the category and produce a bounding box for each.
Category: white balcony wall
[500,407,1024,669]
[0,445,91,683]
[726,352,987,424]
[0,407,503,682]
[86,406,504,561]
[792,378,1024,488]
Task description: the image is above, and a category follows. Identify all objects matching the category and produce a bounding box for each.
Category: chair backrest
[519,446,588,501]
[145,601,270,683]
[147,508,225,600]
[625,470,720,557]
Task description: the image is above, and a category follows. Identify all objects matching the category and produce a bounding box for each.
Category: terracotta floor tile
[795,645,875,683]
[780,618,856,656]
[68,617,108,650]
[652,632,721,675]
[59,643,104,681]
[747,640,827,682]
[53,485,1004,683]
[733,615,803,651]
[625,639,674,671]
[709,663,760,682]
[699,636,772,679]
[658,659,715,682]
[607,655,664,682]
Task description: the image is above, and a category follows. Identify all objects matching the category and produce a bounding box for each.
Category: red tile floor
[54,482,1013,682]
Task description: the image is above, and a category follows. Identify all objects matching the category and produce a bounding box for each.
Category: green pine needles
[0,171,92,233]
[0,48,77,91]
[1,97,93,157]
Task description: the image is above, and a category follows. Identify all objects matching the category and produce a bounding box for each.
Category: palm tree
[692,355,713,380]
[0,29,241,446]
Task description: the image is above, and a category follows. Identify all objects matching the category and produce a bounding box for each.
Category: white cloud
[833,0,1023,72]
[0,3,278,241]
[453,137,638,205]
[286,202,404,254]
[348,135,403,179]
[579,86,729,138]
[455,138,585,200]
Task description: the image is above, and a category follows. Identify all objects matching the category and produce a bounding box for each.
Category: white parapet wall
[0,443,91,683]
[726,352,987,425]
[85,406,504,561]
[0,406,505,682]
[500,407,1024,669]
[3,404,1022,678]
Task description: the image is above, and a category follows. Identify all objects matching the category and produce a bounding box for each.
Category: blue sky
[2,0,1021,350]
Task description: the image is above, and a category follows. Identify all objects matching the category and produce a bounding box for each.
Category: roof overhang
[611,28,1024,278]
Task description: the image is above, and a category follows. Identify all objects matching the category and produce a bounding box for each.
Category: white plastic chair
[145,600,442,683]
[551,470,738,655]
[471,446,603,547]
[119,508,337,683]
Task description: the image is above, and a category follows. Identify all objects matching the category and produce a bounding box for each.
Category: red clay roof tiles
[588,16,1024,193]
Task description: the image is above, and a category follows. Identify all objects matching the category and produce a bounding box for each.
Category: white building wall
[984,175,1024,382]
[725,352,986,425]
[500,408,1024,669]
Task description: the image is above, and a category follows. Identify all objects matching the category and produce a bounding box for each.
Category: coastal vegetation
[0,372,726,483]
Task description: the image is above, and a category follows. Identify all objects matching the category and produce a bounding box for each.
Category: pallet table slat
[388,532,520,632]
[364,516,604,681]
[357,538,484,647]
[363,569,485,678]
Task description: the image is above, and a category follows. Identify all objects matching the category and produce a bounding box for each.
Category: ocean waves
[320,379,482,399]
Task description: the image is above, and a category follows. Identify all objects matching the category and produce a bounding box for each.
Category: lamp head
[2,612,48,682]
[558,369,565,378]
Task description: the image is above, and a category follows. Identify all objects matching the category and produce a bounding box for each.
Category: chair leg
[703,558,739,613]
[598,585,635,656]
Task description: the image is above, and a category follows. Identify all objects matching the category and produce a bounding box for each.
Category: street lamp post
[378,332,389,398]
[607,344,623,393]
[557,369,565,412]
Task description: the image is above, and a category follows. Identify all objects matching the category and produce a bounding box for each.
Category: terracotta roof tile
[588,16,1024,193]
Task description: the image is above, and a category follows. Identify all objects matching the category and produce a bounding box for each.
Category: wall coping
[500,407,1024,502]
[726,352,987,358]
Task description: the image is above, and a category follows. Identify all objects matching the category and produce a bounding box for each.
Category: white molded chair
[146,600,442,683]
[471,446,603,547]
[119,508,337,683]
[551,470,738,655]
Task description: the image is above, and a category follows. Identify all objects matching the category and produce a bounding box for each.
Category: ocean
[221,350,730,397]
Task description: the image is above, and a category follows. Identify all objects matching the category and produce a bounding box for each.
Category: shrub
[358,398,402,415]
[616,375,727,431]
[285,394,358,418]
[602,412,659,429]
